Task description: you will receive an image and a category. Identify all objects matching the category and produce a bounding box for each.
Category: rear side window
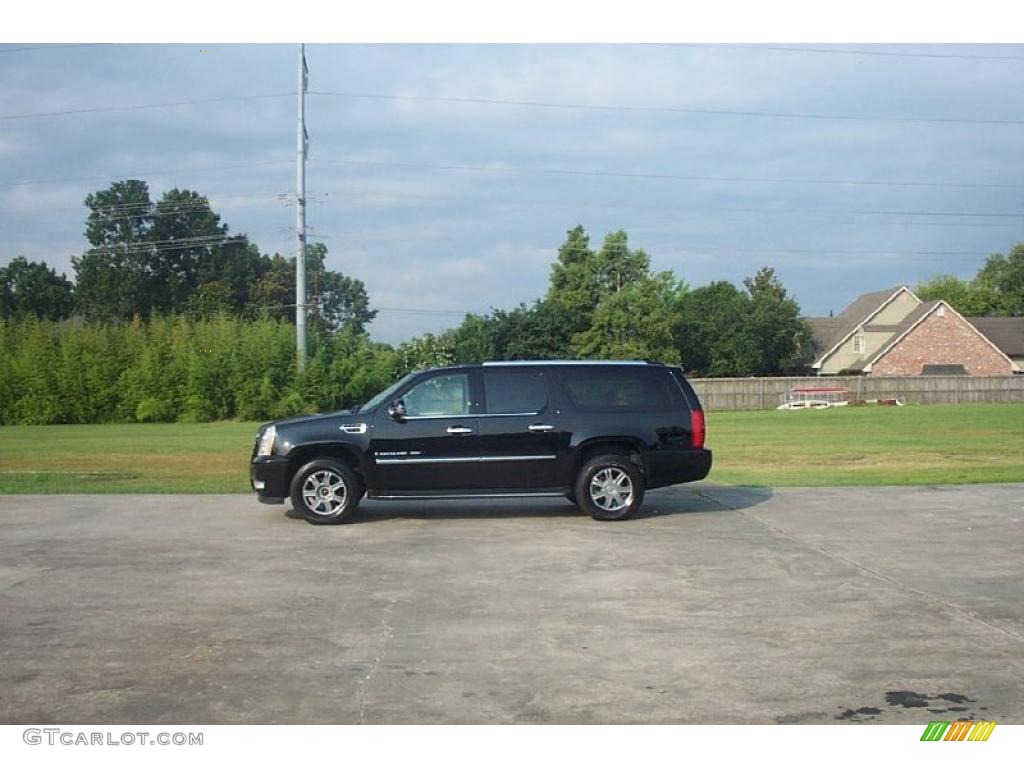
[483,369,548,414]
[558,367,685,412]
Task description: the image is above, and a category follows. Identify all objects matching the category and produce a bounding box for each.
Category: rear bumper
[647,448,713,489]
[250,456,289,504]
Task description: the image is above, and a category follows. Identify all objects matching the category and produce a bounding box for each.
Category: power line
[303,234,999,262]
[0,92,294,121]
[310,191,1024,219]
[314,157,1024,191]
[3,154,1017,195]
[31,230,1002,264]
[0,44,104,55]
[309,89,1024,127]
[0,194,291,222]
[658,44,1024,62]
[0,159,292,189]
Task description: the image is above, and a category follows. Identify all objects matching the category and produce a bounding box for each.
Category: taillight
[690,409,705,449]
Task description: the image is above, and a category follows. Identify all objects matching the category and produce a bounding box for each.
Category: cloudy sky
[1,43,1022,343]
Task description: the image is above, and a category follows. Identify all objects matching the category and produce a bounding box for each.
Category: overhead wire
[3,87,1021,126]
[0,159,292,189]
[655,44,1024,62]
[307,191,1024,219]
[308,89,1024,127]
[313,157,1024,191]
[0,44,105,55]
[0,92,294,121]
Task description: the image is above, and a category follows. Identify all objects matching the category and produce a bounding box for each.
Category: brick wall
[870,307,1015,376]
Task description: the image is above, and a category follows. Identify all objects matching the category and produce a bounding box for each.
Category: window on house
[853,332,865,354]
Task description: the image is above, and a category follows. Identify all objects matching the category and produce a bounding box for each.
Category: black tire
[574,454,645,521]
[289,458,363,524]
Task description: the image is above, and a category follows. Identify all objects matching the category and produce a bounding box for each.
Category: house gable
[813,286,921,374]
[866,301,1020,375]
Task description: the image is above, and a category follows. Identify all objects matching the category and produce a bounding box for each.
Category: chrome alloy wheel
[589,467,634,512]
[302,469,348,516]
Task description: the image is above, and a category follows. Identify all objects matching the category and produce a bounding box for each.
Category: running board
[367,490,567,501]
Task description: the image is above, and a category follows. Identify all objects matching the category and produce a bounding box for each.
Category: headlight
[257,426,276,457]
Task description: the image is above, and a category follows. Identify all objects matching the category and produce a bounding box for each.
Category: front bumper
[250,456,289,504]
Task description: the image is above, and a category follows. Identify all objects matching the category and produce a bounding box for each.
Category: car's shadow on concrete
[283,484,773,525]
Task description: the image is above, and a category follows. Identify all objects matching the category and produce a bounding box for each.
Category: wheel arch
[572,436,648,479]
[285,442,367,489]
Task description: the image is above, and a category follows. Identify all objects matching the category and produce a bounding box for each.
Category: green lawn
[0,403,1022,494]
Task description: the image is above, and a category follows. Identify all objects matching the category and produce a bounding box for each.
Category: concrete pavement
[1,484,1021,723]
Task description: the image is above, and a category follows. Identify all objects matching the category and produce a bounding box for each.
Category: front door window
[402,373,471,417]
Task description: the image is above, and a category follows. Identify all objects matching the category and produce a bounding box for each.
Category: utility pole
[295,43,309,372]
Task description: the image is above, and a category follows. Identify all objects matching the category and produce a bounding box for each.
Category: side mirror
[387,399,407,422]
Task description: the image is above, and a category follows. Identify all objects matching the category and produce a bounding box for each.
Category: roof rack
[482,360,653,366]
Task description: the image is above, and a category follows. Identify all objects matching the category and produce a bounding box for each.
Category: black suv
[250,361,711,522]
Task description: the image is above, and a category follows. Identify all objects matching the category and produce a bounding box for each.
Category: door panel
[474,416,568,489]
[370,416,481,491]
[475,367,570,489]
[367,370,482,491]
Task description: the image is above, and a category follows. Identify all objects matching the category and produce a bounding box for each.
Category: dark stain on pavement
[831,691,981,721]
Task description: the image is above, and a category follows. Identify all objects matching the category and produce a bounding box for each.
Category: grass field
[0,403,1022,494]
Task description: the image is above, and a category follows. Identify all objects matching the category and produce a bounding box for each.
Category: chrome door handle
[446,426,473,434]
[528,424,555,432]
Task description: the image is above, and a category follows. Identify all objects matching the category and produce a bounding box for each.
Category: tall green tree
[676,280,750,376]
[915,273,1002,316]
[250,254,294,322]
[73,180,155,320]
[545,225,598,338]
[741,267,812,374]
[73,181,269,320]
[148,188,226,313]
[0,257,75,320]
[975,243,1024,315]
[306,242,378,334]
[545,227,654,339]
[451,301,574,363]
[572,271,682,363]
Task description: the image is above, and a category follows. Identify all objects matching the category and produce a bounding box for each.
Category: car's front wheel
[290,458,363,524]
[574,454,645,521]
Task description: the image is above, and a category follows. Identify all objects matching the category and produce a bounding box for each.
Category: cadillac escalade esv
[250,360,711,522]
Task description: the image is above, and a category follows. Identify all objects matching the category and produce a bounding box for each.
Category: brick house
[805,286,1021,376]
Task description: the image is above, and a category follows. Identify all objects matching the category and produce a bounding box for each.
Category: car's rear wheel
[574,454,644,521]
[290,458,363,524]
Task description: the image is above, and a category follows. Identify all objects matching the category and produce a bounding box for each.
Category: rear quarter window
[558,367,686,412]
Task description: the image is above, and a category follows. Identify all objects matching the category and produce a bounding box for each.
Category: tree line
[0,314,399,425]
[6,178,1018,424]
[0,180,376,334]
[398,226,812,377]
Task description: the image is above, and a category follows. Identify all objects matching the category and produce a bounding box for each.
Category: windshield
[357,372,418,413]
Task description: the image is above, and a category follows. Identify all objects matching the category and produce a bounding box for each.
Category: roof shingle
[967,317,1024,357]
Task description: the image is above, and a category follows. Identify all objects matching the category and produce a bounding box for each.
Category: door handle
[446,426,473,434]
[528,424,555,432]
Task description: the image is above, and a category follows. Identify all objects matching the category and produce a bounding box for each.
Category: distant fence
[689,375,1024,411]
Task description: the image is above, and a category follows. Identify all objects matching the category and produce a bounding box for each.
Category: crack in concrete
[694,488,1024,653]
[356,598,397,724]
